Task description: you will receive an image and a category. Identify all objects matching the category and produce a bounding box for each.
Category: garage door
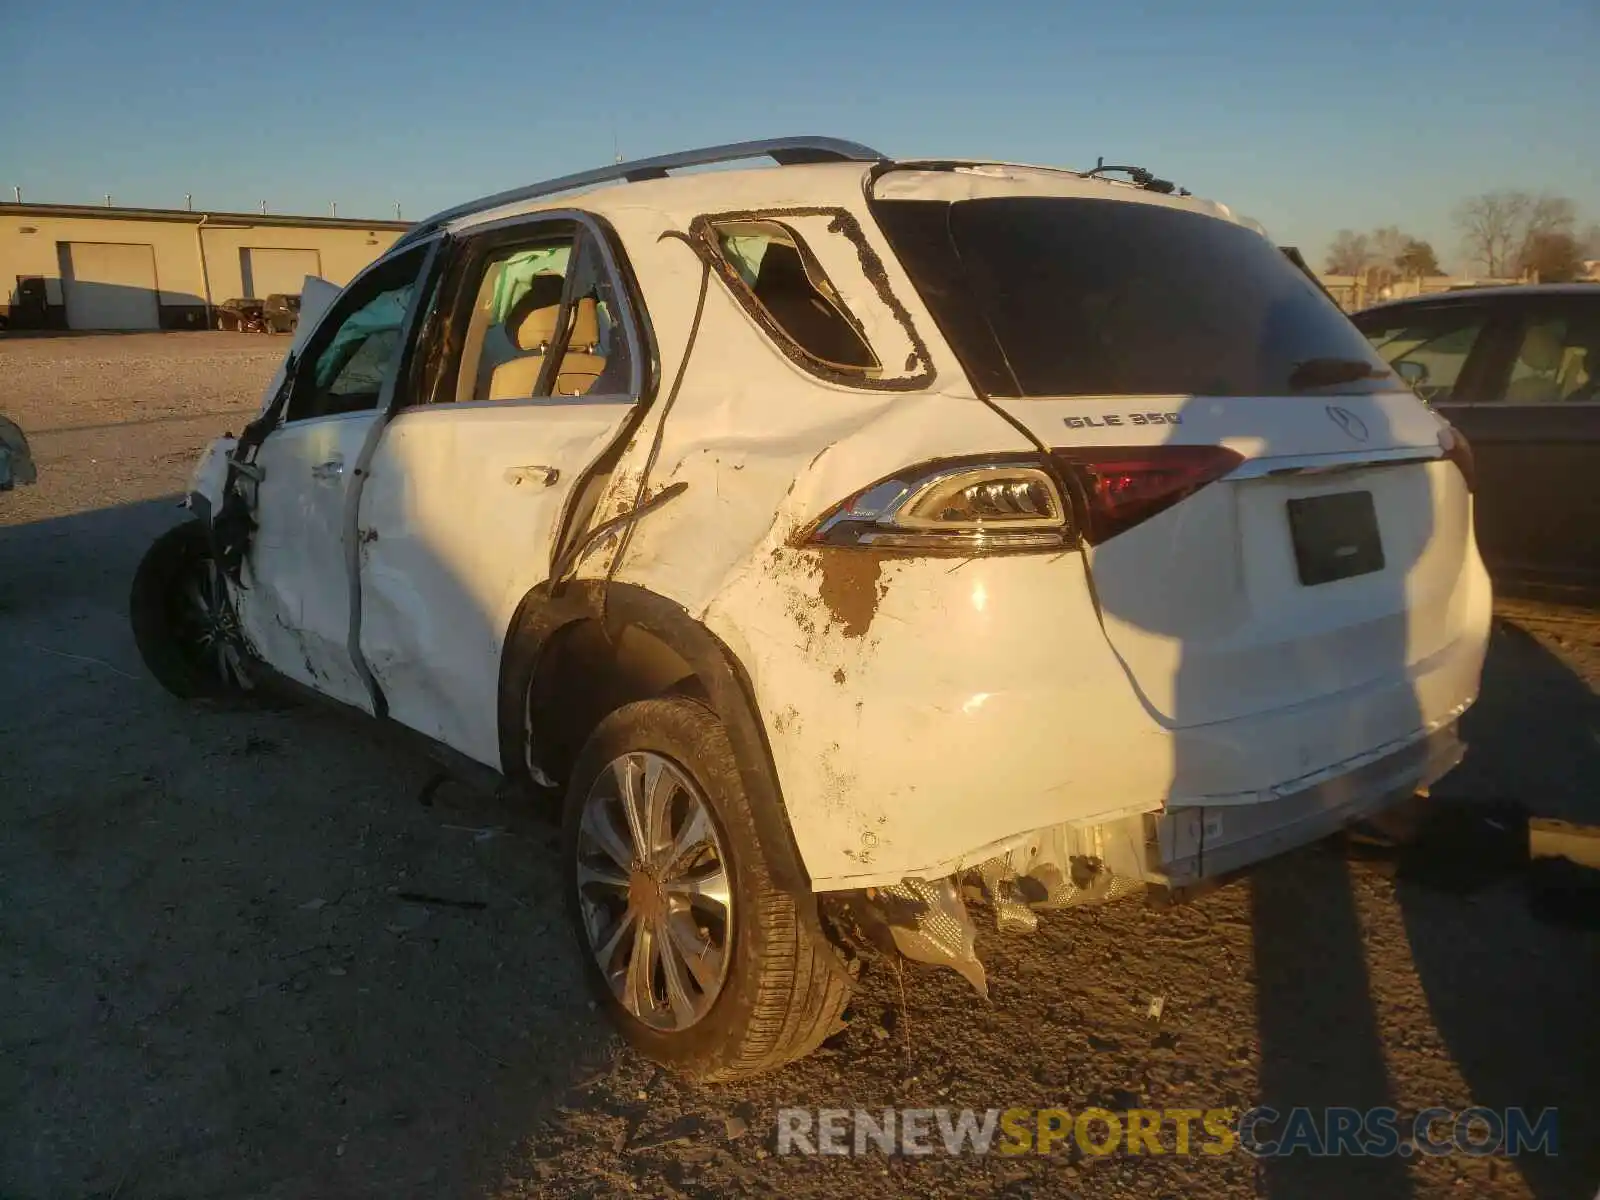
[59,242,161,330]
[240,248,322,299]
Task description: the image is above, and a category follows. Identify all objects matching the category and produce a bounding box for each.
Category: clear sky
[2,0,1596,272]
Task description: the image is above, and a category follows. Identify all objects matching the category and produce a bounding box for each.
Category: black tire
[129,520,258,701]
[562,696,852,1080]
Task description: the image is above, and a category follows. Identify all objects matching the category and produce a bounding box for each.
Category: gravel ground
[2,333,1597,1200]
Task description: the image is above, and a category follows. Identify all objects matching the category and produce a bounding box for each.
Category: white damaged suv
[131,137,1490,1078]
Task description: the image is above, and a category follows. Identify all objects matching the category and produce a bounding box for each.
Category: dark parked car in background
[263,293,300,334]
[1354,284,1600,596]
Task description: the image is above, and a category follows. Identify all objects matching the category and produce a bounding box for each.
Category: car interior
[1507,322,1570,404]
[1506,316,1600,404]
[714,222,880,374]
[480,275,609,400]
[455,241,631,403]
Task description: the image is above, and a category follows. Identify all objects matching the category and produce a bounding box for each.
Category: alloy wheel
[177,557,251,690]
[574,751,734,1031]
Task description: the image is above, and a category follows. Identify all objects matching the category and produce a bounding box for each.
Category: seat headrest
[511,303,560,352]
[504,286,601,354]
[570,298,600,350]
[1519,325,1565,372]
[503,273,566,352]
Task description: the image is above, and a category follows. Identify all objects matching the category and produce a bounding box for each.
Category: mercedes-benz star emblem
[1326,405,1370,443]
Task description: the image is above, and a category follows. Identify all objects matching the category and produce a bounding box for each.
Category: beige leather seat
[1506,324,1565,404]
[487,292,607,401]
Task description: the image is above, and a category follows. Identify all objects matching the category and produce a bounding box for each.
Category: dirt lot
[3,333,1597,1200]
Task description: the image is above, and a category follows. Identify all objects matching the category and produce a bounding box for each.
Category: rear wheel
[129,520,256,700]
[562,696,852,1079]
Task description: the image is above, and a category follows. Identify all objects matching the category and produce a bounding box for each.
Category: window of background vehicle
[1358,307,1487,403]
[1497,309,1600,405]
[288,246,428,421]
[873,196,1393,398]
[453,232,633,403]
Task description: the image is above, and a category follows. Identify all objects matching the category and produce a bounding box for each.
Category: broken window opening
[706,218,882,378]
[288,245,430,421]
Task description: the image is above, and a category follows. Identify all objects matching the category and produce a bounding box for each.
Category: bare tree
[1524,194,1577,240]
[1369,226,1407,267]
[1358,225,1413,287]
[1453,191,1530,277]
[1454,190,1581,277]
[1325,229,1372,275]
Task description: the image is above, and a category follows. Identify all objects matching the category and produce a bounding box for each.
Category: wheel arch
[497,579,811,895]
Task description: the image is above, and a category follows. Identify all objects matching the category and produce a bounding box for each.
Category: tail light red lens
[1438,423,1475,493]
[1050,445,1245,544]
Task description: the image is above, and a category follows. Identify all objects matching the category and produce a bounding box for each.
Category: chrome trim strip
[1227,444,1445,480]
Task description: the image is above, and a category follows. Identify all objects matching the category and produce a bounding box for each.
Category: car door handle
[311,457,344,481]
[503,465,560,487]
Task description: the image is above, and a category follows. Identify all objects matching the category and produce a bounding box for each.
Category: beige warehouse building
[0,202,410,331]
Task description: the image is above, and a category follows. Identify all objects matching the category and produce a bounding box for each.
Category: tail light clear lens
[1438,423,1475,492]
[1050,445,1244,544]
[807,460,1070,551]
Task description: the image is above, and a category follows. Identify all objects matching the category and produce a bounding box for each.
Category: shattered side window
[288,245,428,420]
[696,211,935,392]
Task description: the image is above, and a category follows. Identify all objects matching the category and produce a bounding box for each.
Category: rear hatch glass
[870,194,1392,399]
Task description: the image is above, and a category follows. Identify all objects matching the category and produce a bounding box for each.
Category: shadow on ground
[1250,614,1599,1200]
[1,499,611,1199]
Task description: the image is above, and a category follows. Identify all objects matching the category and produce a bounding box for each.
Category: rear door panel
[357,400,633,766]
[1436,296,1600,589]
[1447,402,1600,587]
[354,216,645,768]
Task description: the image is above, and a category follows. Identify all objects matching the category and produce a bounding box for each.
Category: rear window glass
[871,196,1391,398]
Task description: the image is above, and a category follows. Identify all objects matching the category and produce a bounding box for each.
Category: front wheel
[129,520,257,700]
[562,696,852,1080]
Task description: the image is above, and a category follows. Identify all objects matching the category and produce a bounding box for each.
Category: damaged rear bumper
[951,719,1468,902]
[1156,722,1465,886]
[850,722,1465,993]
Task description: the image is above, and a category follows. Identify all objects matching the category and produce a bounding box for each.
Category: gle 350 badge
[1063,412,1183,429]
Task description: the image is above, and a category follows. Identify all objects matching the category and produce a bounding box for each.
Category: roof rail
[395,136,885,247]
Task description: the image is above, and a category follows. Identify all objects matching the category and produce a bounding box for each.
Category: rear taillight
[1050,445,1244,544]
[1438,423,1475,493]
[805,458,1070,552]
